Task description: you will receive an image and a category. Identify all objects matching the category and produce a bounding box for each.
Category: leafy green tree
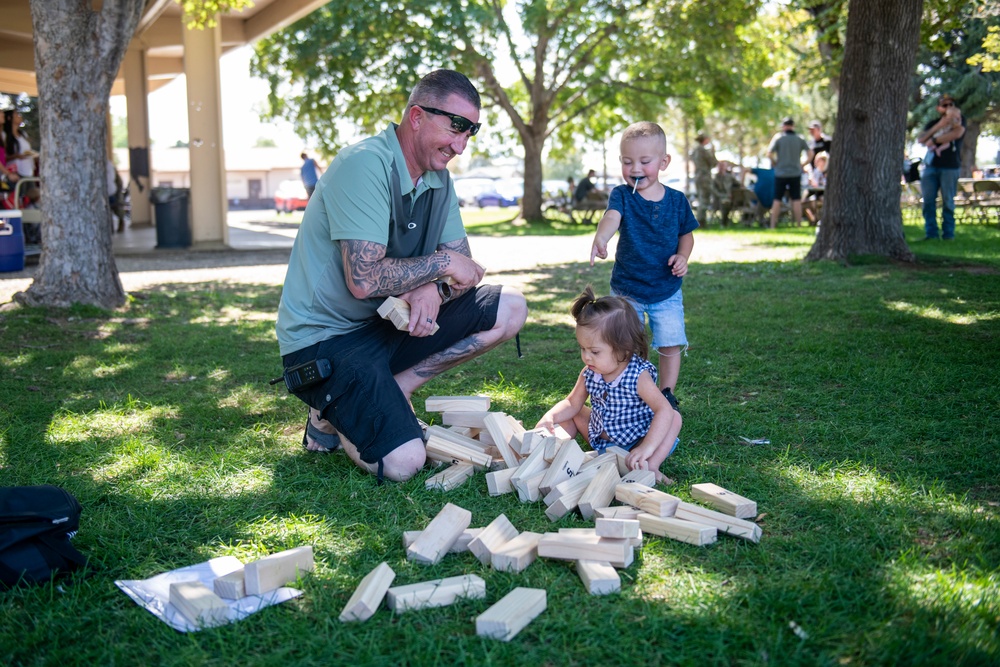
[251,0,771,220]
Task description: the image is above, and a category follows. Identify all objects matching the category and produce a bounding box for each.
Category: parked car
[274,180,309,213]
[453,177,498,207]
[475,178,523,207]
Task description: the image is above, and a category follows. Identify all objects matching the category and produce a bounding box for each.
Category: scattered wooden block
[690,483,758,519]
[169,581,231,627]
[426,425,492,453]
[637,513,717,546]
[518,428,546,455]
[576,560,621,595]
[339,562,396,622]
[543,436,564,462]
[425,431,493,470]
[674,502,762,543]
[538,439,585,496]
[485,466,518,496]
[537,531,634,568]
[606,446,632,475]
[594,506,643,520]
[448,425,479,439]
[504,414,526,452]
[491,531,543,573]
[509,444,551,501]
[620,469,656,487]
[212,568,245,600]
[378,296,439,334]
[483,412,522,469]
[579,451,619,473]
[244,546,315,595]
[403,528,482,553]
[386,574,486,613]
[577,461,622,519]
[543,467,598,521]
[407,503,473,565]
[441,411,491,428]
[595,517,641,540]
[426,462,476,491]
[476,587,546,641]
[615,482,679,517]
[477,428,496,446]
[468,514,519,566]
[425,395,491,413]
[515,469,548,503]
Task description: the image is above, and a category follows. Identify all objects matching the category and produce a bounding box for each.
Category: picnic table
[544,191,609,224]
[956,178,1000,225]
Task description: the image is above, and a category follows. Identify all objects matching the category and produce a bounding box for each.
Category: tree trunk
[521,132,544,221]
[15,0,143,309]
[807,0,923,263]
[960,118,979,178]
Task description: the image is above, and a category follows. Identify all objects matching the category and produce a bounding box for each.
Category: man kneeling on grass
[275,70,526,482]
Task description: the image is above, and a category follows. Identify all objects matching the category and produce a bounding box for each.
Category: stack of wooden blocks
[333,396,764,639]
[168,546,315,628]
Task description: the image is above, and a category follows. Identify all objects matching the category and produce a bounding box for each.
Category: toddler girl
[536,287,682,484]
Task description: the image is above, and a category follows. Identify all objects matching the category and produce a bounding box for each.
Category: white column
[122,47,152,226]
[182,16,228,247]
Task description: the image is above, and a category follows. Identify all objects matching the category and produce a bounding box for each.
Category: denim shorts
[615,289,688,349]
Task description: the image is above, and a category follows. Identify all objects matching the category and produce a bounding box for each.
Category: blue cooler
[0,210,24,272]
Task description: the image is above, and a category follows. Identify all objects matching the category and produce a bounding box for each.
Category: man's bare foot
[303,408,341,452]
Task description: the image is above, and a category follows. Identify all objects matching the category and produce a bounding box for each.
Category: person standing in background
[767,117,812,228]
[916,94,966,241]
[690,132,718,226]
[300,152,323,198]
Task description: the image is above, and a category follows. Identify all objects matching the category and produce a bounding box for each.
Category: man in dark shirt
[916,94,966,240]
[574,169,597,203]
[807,121,832,168]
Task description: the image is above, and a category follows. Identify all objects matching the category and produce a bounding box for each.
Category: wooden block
[509,444,551,500]
[491,531,543,573]
[425,432,493,470]
[339,562,396,622]
[169,581,231,627]
[594,506,643,520]
[386,574,486,613]
[543,467,598,521]
[537,531,634,568]
[426,462,476,491]
[504,414,526,453]
[519,428,546,455]
[212,568,245,600]
[441,410,491,428]
[485,466,518,496]
[674,501,762,543]
[425,395,491,413]
[483,412,522,469]
[606,446,632,475]
[426,424,491,453]
[407,503,473,565]
[620,469,656,487]
[378,296,439,334]
[543,436,564,462]
[477,428,496,446]
[468,514,519,566]
[690,483,758,519]
[576,560,621,595]
[615,482,679,517]
[476,588,546,641]
[538,439,585,496]
[514,469,547,503]
[638,513,717,546]
[579,451,619,473]
[403,528,482,554]
[577,462,622,519]
[448,425,479,439]
[244,546,315,595]
[595,517,641,540]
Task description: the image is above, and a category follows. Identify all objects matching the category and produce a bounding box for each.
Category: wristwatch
[434,280,453,303]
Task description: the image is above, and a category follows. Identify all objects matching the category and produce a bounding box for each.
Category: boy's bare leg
[394,286,527,400]
[657,345,682,392]
[770,200,781,228]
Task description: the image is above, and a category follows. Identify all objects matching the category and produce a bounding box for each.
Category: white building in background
[112,146,303,209]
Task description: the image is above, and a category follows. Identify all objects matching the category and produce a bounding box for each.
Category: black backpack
[0,485,89,588]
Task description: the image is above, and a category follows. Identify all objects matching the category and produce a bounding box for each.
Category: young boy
[590,121,698,397]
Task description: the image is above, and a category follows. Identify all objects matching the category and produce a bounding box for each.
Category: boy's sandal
[302,418,341,453]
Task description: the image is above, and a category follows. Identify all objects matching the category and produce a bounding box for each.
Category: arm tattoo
[342,239,450,298]
[435,236,475,300]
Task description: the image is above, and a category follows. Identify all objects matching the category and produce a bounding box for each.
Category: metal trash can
[151,187,191,248]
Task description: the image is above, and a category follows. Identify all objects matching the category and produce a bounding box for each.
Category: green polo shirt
[276,124,465,355]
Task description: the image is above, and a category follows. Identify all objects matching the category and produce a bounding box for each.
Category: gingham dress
[584,355,658,453]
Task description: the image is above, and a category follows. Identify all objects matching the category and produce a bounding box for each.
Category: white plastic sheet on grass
[115,556,302,632]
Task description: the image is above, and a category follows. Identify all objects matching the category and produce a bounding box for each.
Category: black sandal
[303,418,341,453]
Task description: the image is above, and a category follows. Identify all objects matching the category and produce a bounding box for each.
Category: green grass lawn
[1,219,998,665]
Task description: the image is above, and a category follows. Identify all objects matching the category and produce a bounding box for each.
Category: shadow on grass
[1,254,999,664]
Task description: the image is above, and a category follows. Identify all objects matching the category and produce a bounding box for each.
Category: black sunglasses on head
[416,105,481,136]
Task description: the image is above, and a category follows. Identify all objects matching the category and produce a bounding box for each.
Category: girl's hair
[570,286,648,362]
[2,112,16,160]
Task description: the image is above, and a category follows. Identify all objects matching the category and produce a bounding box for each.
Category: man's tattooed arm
[436,237,474,301]
[342,239,451,299]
